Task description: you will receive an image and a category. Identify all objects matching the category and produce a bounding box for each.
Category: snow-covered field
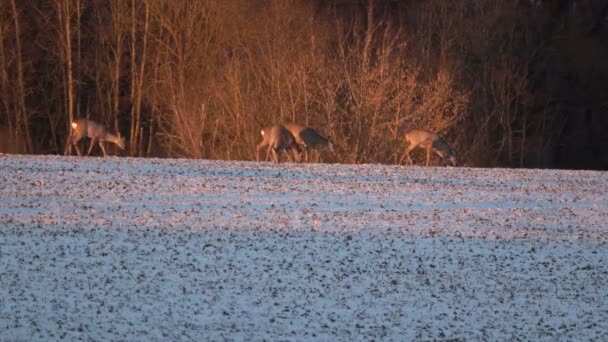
[1,154,607,341]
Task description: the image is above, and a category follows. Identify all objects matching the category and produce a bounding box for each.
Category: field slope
[1,154,607,340]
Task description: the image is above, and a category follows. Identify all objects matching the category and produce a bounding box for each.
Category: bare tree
[55,0,79,153]
[128,0,150,157]
[8,0,31,153]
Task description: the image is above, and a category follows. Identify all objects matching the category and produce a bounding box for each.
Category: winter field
[0,154,607,341]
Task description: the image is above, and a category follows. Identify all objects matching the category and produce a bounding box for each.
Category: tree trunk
[11,0,32,153]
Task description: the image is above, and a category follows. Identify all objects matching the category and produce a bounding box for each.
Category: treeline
[1,0,607,169]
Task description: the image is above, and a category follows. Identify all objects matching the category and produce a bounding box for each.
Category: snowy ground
[0,154,607,341]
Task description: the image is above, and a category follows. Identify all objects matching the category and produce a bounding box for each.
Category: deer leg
[426,147,432,166]
[400,145,415,165]
[266,145,272,161]
[434,150,446,165]
[64,137,73,156]
[272,148,280,163]
[310,149,318,163]
[86,138,97,156]
[99,142,108,157]
[256,142,266,162]
[266,148,272,161]
[287,144,302,163]
[285,147,292,162]
[399,151,408,164]
[265,144,273,162]
[290,144,303,163]
[73,139,83,157]
[284,147,293,162]
[267,145,276,163]
[400,141,416,165]
[66,135,82,156]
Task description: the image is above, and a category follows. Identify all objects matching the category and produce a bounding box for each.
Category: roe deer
[256,124,302,163]
[400,129,457,166]
[64,119,126,157]
[282,123,335,162]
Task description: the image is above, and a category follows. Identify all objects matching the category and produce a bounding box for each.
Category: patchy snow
[0,154,607,340]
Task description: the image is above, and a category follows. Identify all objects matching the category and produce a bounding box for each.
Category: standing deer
[400,129,457,166]
[282,123,335,162]
[64,119,126,157]
[256,124,302,163]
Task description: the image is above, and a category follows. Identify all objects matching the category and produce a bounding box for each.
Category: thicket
[1,0,607,169]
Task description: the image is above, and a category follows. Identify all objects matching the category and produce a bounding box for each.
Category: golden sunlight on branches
[0,0,606,169]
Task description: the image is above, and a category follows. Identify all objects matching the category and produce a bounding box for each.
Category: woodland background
[0,0,607,169]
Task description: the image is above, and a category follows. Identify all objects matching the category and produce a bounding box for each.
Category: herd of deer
[63,119,458,166]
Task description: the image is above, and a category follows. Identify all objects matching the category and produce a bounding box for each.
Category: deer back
[269,124,295,150]
[432,138,457,165]
[71,119,105,139]
[72,119,125,149]
[280,123,308,149]
[299,128,335,154]
[404,129,439,148]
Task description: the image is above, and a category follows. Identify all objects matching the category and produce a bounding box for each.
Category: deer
[400,129,457,166]
[64,119,126,157]
[256,124,303,163]
[282,123,335,162]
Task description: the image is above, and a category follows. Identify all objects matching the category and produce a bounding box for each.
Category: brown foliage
[0,0,606,169]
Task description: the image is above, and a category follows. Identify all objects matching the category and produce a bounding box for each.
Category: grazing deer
[256,124,302,163]
[282,123,335,162]
[64,119,126,157]
[400,129,457,166]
